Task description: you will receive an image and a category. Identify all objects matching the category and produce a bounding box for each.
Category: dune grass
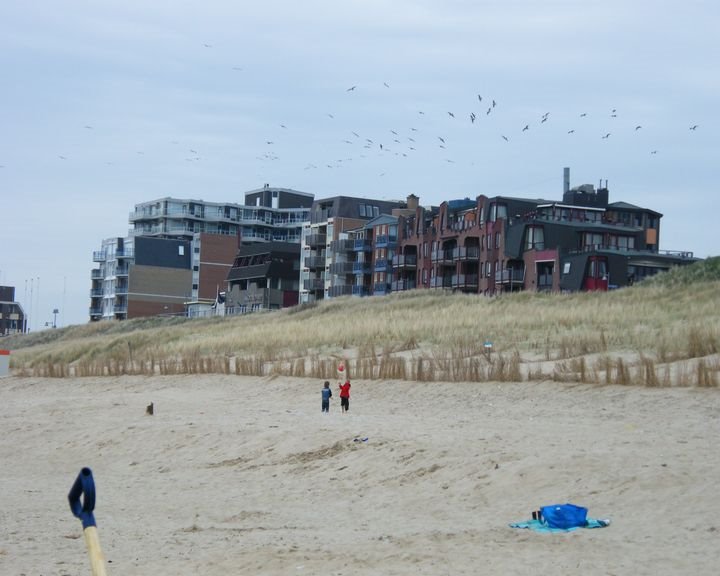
[5,257,720,387]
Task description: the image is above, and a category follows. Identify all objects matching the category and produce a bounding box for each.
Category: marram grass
[6,258,720,387]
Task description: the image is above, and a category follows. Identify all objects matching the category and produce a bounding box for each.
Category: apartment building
[91,186,313,321]
[128,185,312,243]
[0,286,26,335]
[299,196,405,304]
[225,242,301,313]
[311,169,696,301]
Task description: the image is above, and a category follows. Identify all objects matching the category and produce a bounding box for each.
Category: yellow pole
[82,526,108,576]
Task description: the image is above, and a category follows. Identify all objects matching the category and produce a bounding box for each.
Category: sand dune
[1,375,718,575]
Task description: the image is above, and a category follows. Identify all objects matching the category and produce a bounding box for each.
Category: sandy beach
[1,374,718,575]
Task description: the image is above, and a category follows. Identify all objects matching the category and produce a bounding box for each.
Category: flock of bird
[1,43,703,179]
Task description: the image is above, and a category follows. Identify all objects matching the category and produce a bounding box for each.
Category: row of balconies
[430,246,481,262]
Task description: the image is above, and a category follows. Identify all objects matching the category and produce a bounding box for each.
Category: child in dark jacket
[321,381,332,413]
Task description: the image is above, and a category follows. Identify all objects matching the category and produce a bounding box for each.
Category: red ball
[338,364,344,372]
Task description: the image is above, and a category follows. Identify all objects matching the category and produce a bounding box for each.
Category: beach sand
[1,374,718,575]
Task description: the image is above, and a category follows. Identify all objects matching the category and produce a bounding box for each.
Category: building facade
[91,186,313,321]
[0,286,26,335]
[299,196,405,304]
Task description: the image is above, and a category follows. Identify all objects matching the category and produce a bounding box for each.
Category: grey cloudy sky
[1,0,717,328]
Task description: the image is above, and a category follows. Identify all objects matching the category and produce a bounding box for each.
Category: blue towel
[510,518,610,533]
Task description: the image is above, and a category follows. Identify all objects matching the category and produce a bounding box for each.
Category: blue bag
[540,504,588,529]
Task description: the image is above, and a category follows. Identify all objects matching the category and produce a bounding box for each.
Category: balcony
[430,276,453,288]
[92,251,106,262]
[373,282,391,295]
[90,288,104,297]
[374,259,391,272]
[329,261,355,274]
[91,269,103,279]
[303,277,326,291]
[113,305,128,314]
[352,285,369,296]
[375,234,397,249]
[353,262,371,274]
[495,268,526,284]
[328,284,353,297]
[115,266,129,277]
[304,256,326,269]
[452,274,479,289]
[306,233,327,248]
[115,285,129,295]
[392,279,417,291]
[89,307,103,316]
[431,250,455,264]
[330,239,355,252]
[456,246,480,260]
[392,254,417,268]
[353,239,372,251]
[115,249,134,259]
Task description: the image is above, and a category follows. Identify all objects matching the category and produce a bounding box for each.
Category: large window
[525,226,545,250]
[489,203,507,222]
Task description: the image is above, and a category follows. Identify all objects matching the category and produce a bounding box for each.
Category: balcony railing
[328,285,353,297]
[303,278,325,291]
[330,239,355,252]
[392,254,417,268]
[113,305,128,314]
[431,250,455,263]
[353,239,372,251]
[375,234,397,248]
[89,307,103,316]
[353,262,371,274]
[115,285,128,295]
[430,276,453,288]
[91,269,103,279]
[304,256,326,269]
[373,282,391,295]
[329,261,355,274]
[115,249,134,259]
[374,259,391,271]
[90,289,104,297]
[306,233,327,248]
[456,246,480,260]
[352,285,369,296]
[452,274,479,288]
[92,251,106,262]
[495,268,526,284]
[115,266,129,277]
[392,279,417,291]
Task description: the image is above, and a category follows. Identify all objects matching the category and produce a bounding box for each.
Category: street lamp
[53,309,59,328]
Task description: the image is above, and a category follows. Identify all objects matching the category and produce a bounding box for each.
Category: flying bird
[651,150,658,154]
[602,133,611,139]
[418,111,425,115]
[492,99,496,108]
[448,112,455,118]
[280,124,287,129]
[690,125,699,130]
[568,129,575,134]
[346,86,357,91]
[470,113,476,123]
[203,43,212,48]
[352,131,360,137]
[541,117,547,123]
[438,136,445,143]
[580,113,587,117]
[266,141,274,145]
[501,135,509,142]
[84,125,93,129]
[327,113,334,119]
[232,66,243,71]
[391,130,398,135]
[384,82,390,88]
[635,125,642,130]
[522,125,529,132]
[478,94,482,102]
[486,107,492,115]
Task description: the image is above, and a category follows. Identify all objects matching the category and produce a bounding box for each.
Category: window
[193,265,199,272]
[563,262,571,274]
[495,233,500,249]
[526,226,544,250]
[373,206,380,217]
[178,246,185,256]
[359,204,367,217]
[192,283,198,290]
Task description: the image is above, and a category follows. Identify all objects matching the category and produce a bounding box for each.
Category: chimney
[563,167,570,194]
[407,194,419,210]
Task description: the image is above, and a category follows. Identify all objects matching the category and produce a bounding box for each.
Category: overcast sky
[1,0,717,328]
